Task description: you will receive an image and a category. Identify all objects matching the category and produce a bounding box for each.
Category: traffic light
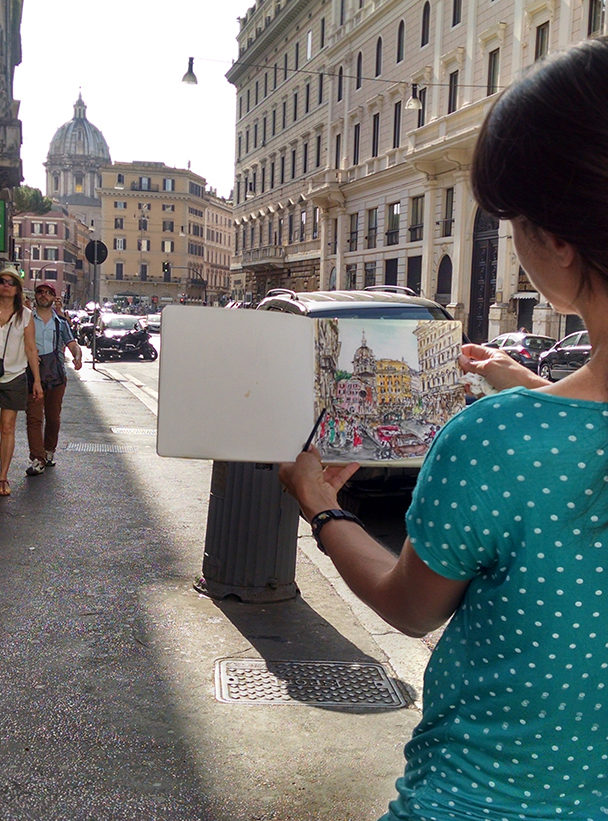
[162,261,171,275]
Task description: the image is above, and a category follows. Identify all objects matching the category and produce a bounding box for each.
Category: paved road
[1,350,435,820]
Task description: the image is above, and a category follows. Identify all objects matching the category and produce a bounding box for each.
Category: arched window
[375,37,383,76]
[397,21,405,63]
[421,2,431,47]
[356,52,362,89]
[337,66,343,101]
[436,256,453,304]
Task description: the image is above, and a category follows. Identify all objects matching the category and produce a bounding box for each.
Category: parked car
[145,313,162,333]
[256,286,463,511]
[483,332,556,371]
[537,330,591,381]
[96,313,143,339]
[256,285,454,320]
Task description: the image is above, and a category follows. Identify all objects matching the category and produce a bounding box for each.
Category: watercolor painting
[311,318,465,463]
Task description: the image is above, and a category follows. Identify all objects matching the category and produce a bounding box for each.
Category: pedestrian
[280,36,608,819]
[0,266,43,496]
[25,282,82,476]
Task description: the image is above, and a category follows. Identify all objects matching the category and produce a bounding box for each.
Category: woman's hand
[459,343,550,391]
[279,445,360,522]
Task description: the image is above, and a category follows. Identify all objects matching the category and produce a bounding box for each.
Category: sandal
[0,479,11,496]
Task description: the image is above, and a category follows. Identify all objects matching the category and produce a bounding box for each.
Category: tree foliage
[13,186,53,215]
[335,369,352,381]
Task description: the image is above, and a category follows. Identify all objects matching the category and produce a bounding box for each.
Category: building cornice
[226,0,309,86]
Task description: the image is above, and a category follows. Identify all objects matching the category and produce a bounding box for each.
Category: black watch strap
[309,508,365,554]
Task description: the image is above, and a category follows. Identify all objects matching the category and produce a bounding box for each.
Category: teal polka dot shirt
[381,388,608,821]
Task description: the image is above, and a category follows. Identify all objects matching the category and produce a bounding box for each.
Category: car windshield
[104,316,138,329]
[524,336,555,352]
[307,305,451,320]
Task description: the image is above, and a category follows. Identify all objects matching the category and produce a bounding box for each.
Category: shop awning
[512,292,539,300]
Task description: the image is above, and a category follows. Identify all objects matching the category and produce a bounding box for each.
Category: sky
[13,0,249,200]
[337,320,420,371]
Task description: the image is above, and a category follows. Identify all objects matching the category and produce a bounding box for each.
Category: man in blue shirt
[25,282,82,476]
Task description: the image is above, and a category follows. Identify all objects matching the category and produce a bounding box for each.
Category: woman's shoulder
[441,388,528,430]
[438,386,604,445]
[16,306,31,328]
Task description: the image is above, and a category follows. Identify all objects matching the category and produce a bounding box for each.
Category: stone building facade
[0,0,24,262]
[98,162,233,306]
[13,205,89,305]
[228,0,605,341]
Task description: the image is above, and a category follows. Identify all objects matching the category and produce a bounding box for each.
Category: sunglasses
[0,277,17,287]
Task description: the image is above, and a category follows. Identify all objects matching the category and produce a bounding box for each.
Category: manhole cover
[66,443,138,453]
[110,427,156,435]
[215,659,406,707]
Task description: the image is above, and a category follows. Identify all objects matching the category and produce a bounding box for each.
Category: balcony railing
[409,224,424,242]
[130,182,160,192]
[240,245,286,268]
[436,218,454,237]
[385,229,400,246]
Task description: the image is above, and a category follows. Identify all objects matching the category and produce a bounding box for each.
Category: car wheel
[539,363,553,381]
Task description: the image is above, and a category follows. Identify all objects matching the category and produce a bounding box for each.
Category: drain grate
[110,427,156,435]
[215,659,406,707]
[66,443,138,453]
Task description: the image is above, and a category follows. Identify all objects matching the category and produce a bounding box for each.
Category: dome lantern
[44,93,111,209]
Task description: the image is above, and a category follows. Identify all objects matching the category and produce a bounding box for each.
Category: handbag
[27,317,66,392]
[0,320,12,378]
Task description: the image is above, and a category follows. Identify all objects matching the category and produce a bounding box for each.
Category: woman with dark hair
[280,37,608,820]
[0,266,42,495]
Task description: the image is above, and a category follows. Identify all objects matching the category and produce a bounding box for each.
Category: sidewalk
[0,359,431,821]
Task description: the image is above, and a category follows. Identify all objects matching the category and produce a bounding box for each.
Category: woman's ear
[541,229,577,269]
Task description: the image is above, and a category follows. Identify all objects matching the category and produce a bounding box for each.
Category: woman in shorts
[0,267,42,496]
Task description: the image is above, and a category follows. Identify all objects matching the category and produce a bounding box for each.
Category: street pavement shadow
[213,592,414,713]
[0,367,419,821]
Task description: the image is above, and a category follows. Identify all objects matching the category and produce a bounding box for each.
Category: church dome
[47,93,111,162]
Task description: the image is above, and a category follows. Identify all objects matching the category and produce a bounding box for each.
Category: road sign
[85,240,108,265]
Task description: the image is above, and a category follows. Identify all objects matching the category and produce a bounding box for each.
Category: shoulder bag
[27,317,66,392]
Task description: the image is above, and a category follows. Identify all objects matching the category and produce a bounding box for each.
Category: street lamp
[30,262,56,292]
[182,57,198,85]
[405,82,423,111]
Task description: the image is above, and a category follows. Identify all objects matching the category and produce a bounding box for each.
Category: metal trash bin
[195,461,300,603]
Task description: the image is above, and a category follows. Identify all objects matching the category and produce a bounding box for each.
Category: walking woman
[280,37,608,819]
[0,267,42,496]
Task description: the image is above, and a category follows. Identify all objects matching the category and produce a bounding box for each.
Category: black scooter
[93,325,158,362]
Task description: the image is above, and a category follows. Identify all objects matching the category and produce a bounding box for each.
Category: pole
[91,261,98,370]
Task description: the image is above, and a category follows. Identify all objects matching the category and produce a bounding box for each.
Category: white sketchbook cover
[157,306,465,465]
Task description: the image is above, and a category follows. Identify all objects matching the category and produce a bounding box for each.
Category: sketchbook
[157,306,465,465]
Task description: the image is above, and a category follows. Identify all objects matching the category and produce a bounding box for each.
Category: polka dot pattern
[383,388,608,821]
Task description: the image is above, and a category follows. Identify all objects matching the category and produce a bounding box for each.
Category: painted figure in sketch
[312,318,464,463]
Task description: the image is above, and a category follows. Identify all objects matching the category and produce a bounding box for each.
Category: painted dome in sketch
[45,93,111,208]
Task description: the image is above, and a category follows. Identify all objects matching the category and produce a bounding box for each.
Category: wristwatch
[309,508,365,554]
